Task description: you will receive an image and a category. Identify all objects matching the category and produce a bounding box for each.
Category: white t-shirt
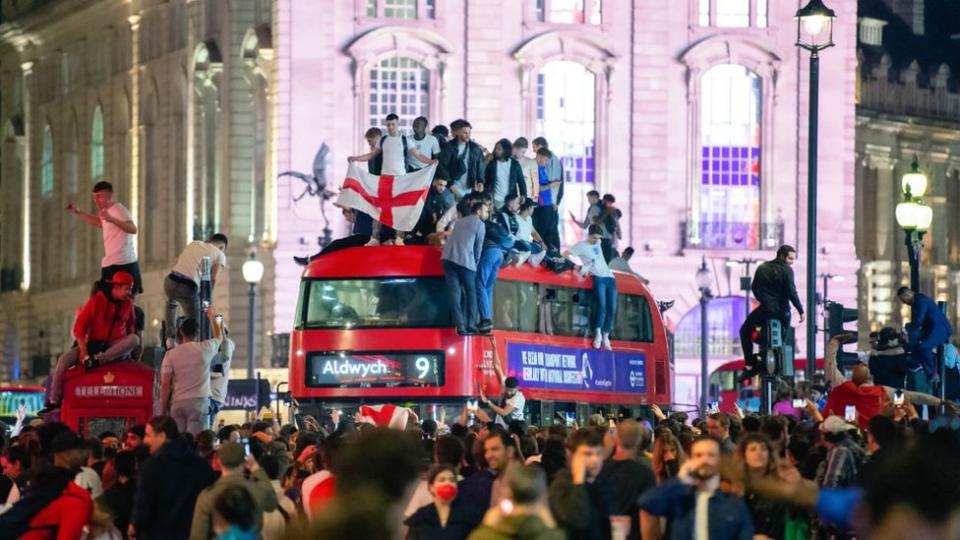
[568,240,613,278]
[494,160,511,204]
[171,241,228,286]
[381,134,416,175]
[516,214,535,242]
[210,337,235,404]
[101,202,137,267]
[407,134,440,170]
[608,257,634,275]
[161,339,220,402]
[75,466,103,498]
[495,391,526,426]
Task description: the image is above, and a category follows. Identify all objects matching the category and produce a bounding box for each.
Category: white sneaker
[365,238,380,247]
[529,251,547,266]
[514,251,531,267]
[602,334,612,351]
[593,329,602,349]
[393,236,405,246]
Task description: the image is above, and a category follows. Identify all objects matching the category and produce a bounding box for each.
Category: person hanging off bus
[163,233,228,349]
[441,199,487,335]
[477,194,514,334]
[562,225,617,351]
[40,271,140,415]
[897,287,954,384]
[477,336,526,428]
[739,245,805,381]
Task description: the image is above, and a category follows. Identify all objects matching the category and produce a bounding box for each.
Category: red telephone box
[61,362,156,437]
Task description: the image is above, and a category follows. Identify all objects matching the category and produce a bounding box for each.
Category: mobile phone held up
[792,399,805,408]
[844,405,857,423]
[894,389,905,406]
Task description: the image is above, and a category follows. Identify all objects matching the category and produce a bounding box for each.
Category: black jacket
[404,500,474,540]
[751,259,803,317]
[439,139,485,190]
[547,469,613,540]
[483,158,527,200]
[131,437,216,540]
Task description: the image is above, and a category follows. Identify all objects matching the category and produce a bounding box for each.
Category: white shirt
[101,202,137,267]
[381,134,415,175]
[494,160,511,204]
[171,241,227,286]
[210,337,235,404]
[516,215,535,242]
[608,256,639,278]
[407,134,440,170]
[75,466,103,498]
[694,476,719,540]
[568,241,613,278]
[161,339,220,404]
[495,391,526,426]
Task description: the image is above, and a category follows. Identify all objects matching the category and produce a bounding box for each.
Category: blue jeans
[209,398,222,426]
[513,240,543,254]
[477,248,504,322]
[443,260,478,331]
[593,276,617,333]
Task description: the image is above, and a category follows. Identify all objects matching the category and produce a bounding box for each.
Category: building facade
[0,0,860,408]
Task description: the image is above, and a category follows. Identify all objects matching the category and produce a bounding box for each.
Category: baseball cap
[504,377,519,389]
[820,415,858,434]
[51,432,85,454]
[218,441,246,469]
[110,271,135,287]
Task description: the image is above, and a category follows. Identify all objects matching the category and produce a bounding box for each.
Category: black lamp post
[796,0,836,380]
[242,252,265,380]
[895,156,932,293]
[696,258,713,416]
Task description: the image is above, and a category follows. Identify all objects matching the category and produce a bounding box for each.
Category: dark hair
[114,450,137,478]
[449,119,465,132]
[431,125,449,138]
[6,445,30,469]
[742,415,761,433]
[209,233,228,248]
[84,437,104,461]
[427,464,457,485]
[469,201,485,215]
[413,116,428,127]
[737,432,778,476]
[566,427,604,451]
[868,415,899,448]
[587,224,603,237]
[622,247,634,257]
[760,415,787,443]
[259,453,281,480]
[896,286,912,297]
[504,376,519,389]
[503,194,521,208]
[434,435,465,469]
[708,412,731,429]
[214,484,257,531]
[336,427,423,502]
[505,463,547,504]
[178,317,199,339]
[92,181,113,193]
[602,193,616,203]
[364,127,382,139]
[484,430,516,455]
[512,137,529,149]
[776,245,796,259]
[532,137,548,148]
[127,424,146,440]
[385,113,399,122]
[536,148,552,159]
[691,435,721,451]
[520,199,537,212]
[147,415,179,440]
[586,190,600,198]
[495,138,513,160]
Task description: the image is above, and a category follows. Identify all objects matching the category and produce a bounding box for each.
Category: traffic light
[827,302,860,367]
[759,319,795,377]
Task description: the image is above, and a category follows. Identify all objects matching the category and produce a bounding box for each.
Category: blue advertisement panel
[506,343,646,393]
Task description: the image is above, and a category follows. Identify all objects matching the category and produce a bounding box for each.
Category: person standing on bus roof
[563,225,617,351]
[479,338,526,427]
[477,194,514,334]
[441,199,487,335]
[738,245,805,381]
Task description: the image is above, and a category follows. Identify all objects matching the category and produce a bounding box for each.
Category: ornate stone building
[855,0,960,336]
[0,0,861,408]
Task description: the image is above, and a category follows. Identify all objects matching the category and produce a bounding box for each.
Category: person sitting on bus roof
[441,199,487,335]
[477,193,514,335]
[294,207,371,266]
[40,271,140,415]
[562,225,617,351]
[408,174,454,246]
[514,199,548,267]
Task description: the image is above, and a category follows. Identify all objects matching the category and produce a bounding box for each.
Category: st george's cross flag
[337,163,437,232]
[357,403,419,430]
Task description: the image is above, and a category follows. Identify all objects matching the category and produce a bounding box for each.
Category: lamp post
[895,156,932,293]
[696,258,713,416]
[796,0,836,381]
[242,253,265,380]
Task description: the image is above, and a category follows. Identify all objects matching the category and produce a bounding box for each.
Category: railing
[682,220,784,251]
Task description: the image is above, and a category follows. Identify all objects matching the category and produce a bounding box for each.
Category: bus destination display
[306,351,443,387]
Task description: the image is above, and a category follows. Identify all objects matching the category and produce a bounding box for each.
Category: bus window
[299,278,451,329]
[493,280,539,333]
[613,294,655,343]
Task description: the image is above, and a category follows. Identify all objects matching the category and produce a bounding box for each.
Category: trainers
[83,356,101,370]
[365,238,381,247]
[293,255,309,267]
[478,320,493,334]
[593,330,602,350]
[393,237,405,246]
[601,334,612,351]
[529,251,547,266]
[514,252,531,267]
[38,402,60,416]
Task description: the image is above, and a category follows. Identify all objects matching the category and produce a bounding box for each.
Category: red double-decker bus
[288,246,671,425]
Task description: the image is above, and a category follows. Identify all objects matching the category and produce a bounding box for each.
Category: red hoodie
[20,481,93,540]
[73,291,135,343]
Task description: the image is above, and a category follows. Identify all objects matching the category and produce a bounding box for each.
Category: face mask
[435,483,458,502]
[665,458,680,478]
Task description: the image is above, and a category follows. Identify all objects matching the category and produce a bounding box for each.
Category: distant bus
[288,246,672,425]
[709,358,824,414]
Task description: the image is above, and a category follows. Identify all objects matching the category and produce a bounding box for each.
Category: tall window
[366,0,435,19]
[537,0,602,24]
[535,61,596,245]
[700,0,766,28]
[41,125,54,197]
[368,56,430,130]
[699,64,761,249]
[91,105,104,182]
[716,0,749,27]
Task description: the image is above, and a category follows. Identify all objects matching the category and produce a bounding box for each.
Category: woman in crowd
[404,465,473,540]
[651,430,685,485]
[737,433,791,539]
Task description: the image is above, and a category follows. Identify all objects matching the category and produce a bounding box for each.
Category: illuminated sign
[306,351,443,387]
[507,343,646,393]
[73,386,144,399]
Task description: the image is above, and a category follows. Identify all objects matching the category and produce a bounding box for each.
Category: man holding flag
[347,113,438,245]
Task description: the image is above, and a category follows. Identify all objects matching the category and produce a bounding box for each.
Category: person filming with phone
[160,306,224,435]
[478,337,525,427]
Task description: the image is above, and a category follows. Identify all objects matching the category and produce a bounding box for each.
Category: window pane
[716,0,749,27]
[589,0,602,24]
[493,280,540,333]
[368,56,430,131]
[41,126,54,196]
[699,0,710,26]
[383,0,416,19]
[366,0,376,17]
[425,0,435,18]
[549,0,584,23]
[699,65,761,249]
[303,278,451,328]
[756,0,767,28]
[536,0,545,22]
[91,106,104,182]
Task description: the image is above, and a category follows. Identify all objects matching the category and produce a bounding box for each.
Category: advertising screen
[306,351,443,388]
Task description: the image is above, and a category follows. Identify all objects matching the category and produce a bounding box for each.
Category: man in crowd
[549,427,612,540]
[97,450,137,537]
[42,271,140,414]
[459,430,517,530]
[478,339,526,427]
[609,247,650,284]
[209,324,235,427]
[439,119,485,201]
[897,286,954,383]
[706,412,737,455]
[66,180,143,293]
[739,245,805,380]
[477,193,514,334]
[123,425,146,450]
[407,116,442,171]
[512,137,539,203]
[467,463,563,540]
[189,441,278,540]
[570,190,602,231]
[130,416,216,539]
[160,307,224,435]
[163,233,228,349]
[483,138,527,209]
[597,194,622,262]
[531,138,564,252]
[639,436,754,540]
[409,175,455,244]
[597,420,656,540]
[817,416,868,494]
[441,199,486,335]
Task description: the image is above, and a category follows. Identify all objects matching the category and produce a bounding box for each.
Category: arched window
[91,105,104,182]
[41,125,54,197]
[368,56,430,131]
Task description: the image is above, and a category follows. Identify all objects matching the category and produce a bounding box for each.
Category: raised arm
[101,210,138,234]
[66,203,103,228]
[824,336,847,389]
[347,148,381,163]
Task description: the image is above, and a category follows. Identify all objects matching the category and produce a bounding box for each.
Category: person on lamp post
[897,287,954,383]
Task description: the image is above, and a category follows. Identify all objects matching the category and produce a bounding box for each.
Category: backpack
[371,134,414,174]
[0,468,75,540]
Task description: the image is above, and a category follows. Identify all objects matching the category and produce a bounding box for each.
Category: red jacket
[823,380,889,429]
[73,291,135,343]
[20,481,93,540]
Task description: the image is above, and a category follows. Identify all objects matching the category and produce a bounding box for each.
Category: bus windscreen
[306,351,444,387]
[298,278,451,329]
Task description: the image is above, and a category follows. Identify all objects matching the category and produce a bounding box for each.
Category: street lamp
[895,156,932,293]
[696,258,713,417]
[796,0,836,381]
[242,252,265,379]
